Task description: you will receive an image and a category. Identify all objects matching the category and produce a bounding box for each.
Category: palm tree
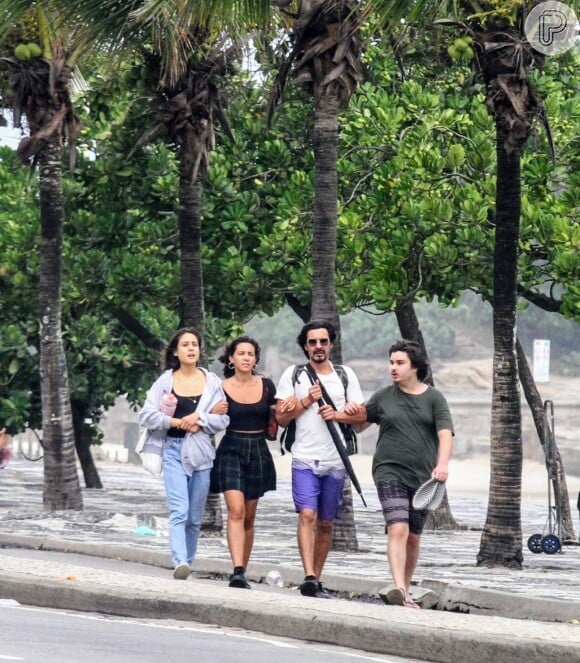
[268,0,365,550]
[134,39,240,533]
[448,6,541,569]
[370,0,548,567]
[269,1,364,352]
[132,39,239,337]
[0,2,84,509]
[67,0,281,338]
[68,0,273,531]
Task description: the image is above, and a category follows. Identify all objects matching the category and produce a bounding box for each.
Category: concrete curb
[0,532,385,596]
[1,572,579,663]
[424,579,580,623]
[1,533,579,624]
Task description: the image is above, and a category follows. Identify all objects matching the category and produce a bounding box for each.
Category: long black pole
[302,366,367,507]
[319,405,367,508]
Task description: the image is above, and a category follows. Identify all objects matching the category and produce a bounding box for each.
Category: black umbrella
[301,364,367,508]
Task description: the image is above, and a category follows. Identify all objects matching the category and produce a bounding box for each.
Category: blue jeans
[163,436,211,567]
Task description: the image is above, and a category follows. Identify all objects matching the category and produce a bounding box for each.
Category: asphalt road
[0,603,427,663]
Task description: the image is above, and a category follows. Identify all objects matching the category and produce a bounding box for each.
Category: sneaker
[300,577,319,597]
[316,581,332,599]
[173,563,191,580]
[229,571,251,589]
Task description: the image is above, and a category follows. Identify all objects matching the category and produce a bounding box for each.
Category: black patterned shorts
[376,479,428,535]
[210,432,276,500]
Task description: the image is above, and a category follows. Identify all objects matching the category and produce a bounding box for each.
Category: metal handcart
[526,400,563,555]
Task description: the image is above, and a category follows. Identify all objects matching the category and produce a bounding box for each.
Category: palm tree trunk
[477,139,522,567]
[516,338,576,542]
[332,479,359,551]
[396,299,460,530]
[178,149,205,335]
[311,92,341,355]
[310,90,357,551]
[38,139,82,511]
[202,492,224,533]
[177,144,223,533]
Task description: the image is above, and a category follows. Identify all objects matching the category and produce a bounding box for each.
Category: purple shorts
[292,460,346,521]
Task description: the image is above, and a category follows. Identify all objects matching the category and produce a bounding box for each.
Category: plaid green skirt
[210,431,276,500]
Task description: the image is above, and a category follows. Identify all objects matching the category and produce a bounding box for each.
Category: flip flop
[385,587,406,606]
[412,478,446,511]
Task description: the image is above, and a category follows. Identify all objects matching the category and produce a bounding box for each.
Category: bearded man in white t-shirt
[275,320,364,598]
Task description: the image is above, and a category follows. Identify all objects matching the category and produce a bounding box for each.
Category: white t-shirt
[276,363,364,464]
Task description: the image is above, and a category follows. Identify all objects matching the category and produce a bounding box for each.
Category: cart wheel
[541,534,561,554]
[527,533,543,554]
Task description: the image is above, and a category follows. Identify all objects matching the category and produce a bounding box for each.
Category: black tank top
[167,392,200,438]
[226,378,276,432]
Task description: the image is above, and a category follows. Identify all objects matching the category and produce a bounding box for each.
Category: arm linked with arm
[342,366,368,432]
[319,404,367,427]
[275,397,302,428]
[342,401,370,432]
[197,384,230,434]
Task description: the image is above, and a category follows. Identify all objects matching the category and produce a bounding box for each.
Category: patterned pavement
[1,453,580,604]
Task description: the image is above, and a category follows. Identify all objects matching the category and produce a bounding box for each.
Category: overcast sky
[0,128,20,148]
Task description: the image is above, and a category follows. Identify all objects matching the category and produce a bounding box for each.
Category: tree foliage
[0,6,577,526]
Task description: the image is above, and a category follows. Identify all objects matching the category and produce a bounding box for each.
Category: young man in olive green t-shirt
[365,340,453,608]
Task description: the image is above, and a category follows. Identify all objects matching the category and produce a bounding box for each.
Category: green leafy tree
[0,142,165,488]
[0,147,42,437]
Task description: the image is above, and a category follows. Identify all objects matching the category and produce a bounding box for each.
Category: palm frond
[367,1,468,27]
[131,0,273,34]
[0,0,36,36]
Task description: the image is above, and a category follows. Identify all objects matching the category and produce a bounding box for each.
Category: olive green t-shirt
[366,385,454,489]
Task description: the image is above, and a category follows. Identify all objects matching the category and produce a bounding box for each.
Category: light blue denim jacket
[138,368,229,474]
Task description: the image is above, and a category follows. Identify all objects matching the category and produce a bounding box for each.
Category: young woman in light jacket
[139,328,229,580]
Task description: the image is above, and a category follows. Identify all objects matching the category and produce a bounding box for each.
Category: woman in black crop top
[210,336,277,589]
